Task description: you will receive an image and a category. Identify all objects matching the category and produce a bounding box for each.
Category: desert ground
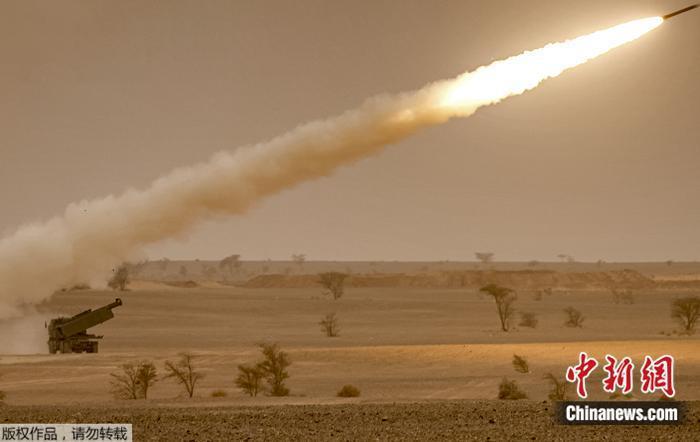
[1,261,699,439]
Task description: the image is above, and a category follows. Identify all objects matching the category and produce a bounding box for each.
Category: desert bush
[235,363,264,397]
[164,353,204,398]
[519,312,538,328]
[611,289,635,305]
[497,378,527,400]
[258,343,291,397]
[319,312,340,337]
[318,272,348,300]
[671,296,700,334]
[337,384,361,398]
[475,252,494,264]
[110,361,158,400]
[210,389,228,398]
[512,354,529,374]
[543,373,568,401]
[107,264,130,291]
[563,306,585,328]
[480,284,517,332]
[219,254,241,277]
[292,254,306,268]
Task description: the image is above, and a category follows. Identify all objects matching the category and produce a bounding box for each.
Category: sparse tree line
[479,283,700,335]
[109,345,360,400]
[110,352,202,400]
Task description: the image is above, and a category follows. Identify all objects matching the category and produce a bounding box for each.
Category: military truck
[47,298,122,354]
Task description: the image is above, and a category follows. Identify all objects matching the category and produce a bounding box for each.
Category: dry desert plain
[1,261,699,440]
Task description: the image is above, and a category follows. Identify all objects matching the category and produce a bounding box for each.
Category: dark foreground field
[1,401,698,441]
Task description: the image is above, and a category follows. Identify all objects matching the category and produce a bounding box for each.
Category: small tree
[235,363,264,397]
[219,254,241,277]
[519,312,538,328]
[479,284,517,332]
[292,254,306,268]
[258,343,291,397]
[611,289,634,305]
[512,354,529,374]
[164,353,204,398]
[319,313,340,337]
[563,307,585,328]
[498,378,527,400]
[137,362,158,399]
[318,272,348,300]
[110,361,158,400]
[475,252,494,264]
[543,372,568,401]
[671,296,700,334]
[108,264,130,291]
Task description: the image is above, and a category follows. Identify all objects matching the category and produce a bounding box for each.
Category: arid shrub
[519,312,538,328]
[543,373,568,401]
[671,296,700,334]
[563,306,585,328]
[108,264,130,291]
[235,363,264,397]
[210,389,228,398]
[319,312,340,337]
[318,272,348,300]
[164,353,204,398]
[475,252,494,264]
[337,384,361,398]
[611,289,635,305]
[498,378,527,400]
[219,254,241,277]
[512,354,529,374]
[110,361,158,400]
[258,343,291,397]
[479,284,517,332]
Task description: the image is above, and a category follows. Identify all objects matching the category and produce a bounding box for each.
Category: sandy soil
[0,282,698,439]
[0,286,698,405]
[1,401,698,441]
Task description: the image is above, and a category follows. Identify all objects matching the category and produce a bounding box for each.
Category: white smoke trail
[0,17,662,317]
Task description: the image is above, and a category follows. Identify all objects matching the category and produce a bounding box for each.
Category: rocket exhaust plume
[0,17,663,317]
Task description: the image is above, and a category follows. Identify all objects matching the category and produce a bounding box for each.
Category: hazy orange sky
[1,1,698,262]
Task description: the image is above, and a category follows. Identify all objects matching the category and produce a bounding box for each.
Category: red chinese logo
[565,352,599,399]
[565,353,675,399]
[602,355,634,395]
[640,355,675,398]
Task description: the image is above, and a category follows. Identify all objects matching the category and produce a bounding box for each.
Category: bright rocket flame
[440,17,663,110]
